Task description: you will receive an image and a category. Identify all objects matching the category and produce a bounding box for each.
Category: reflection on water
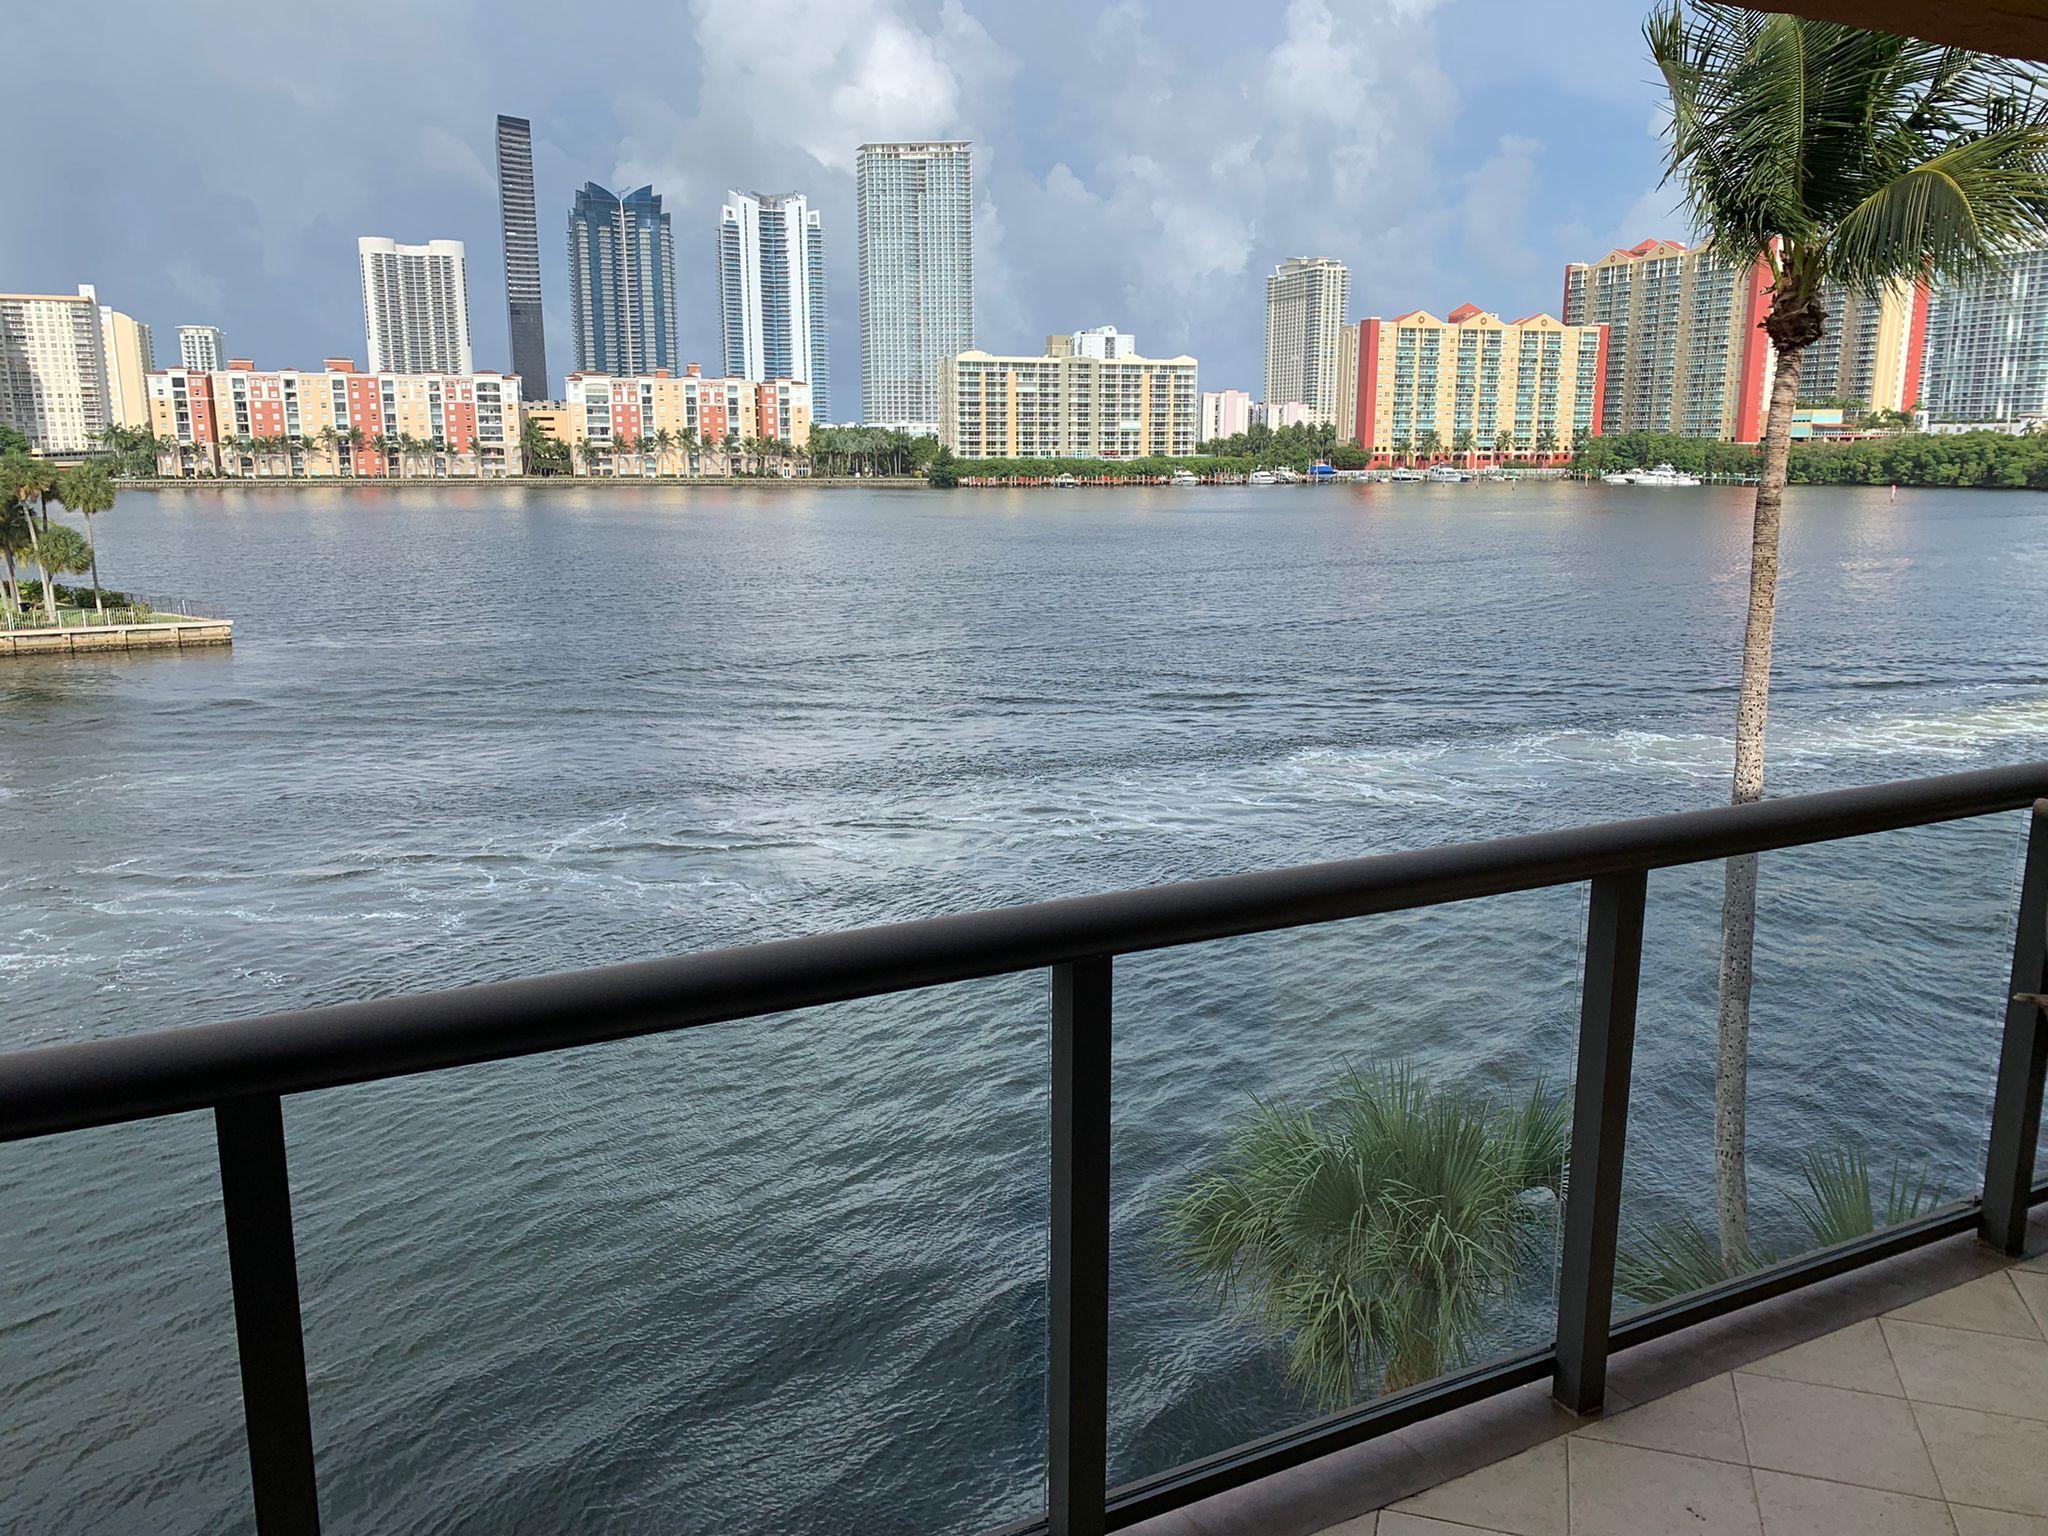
[2,482,2044,1533]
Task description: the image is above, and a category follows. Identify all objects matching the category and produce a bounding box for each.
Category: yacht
[1247,469,1278,485]
[1424,464,1467,482]
[1051,472,1078,489]
[1600,471,1637,485]
[1388,466,1425,482]
[1634,462,1702,487]
[1170,469,1200,486]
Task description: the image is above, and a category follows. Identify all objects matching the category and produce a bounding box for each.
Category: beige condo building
[147,358,521,477]
[1562,239,1772,441]
[556,366,812,473]
[939,341,1199,458]
[81,287,155,429]
[1349,305,1607,460]
[0,291,110,453]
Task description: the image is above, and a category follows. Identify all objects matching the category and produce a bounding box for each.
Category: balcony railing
[4,764,2047,1536]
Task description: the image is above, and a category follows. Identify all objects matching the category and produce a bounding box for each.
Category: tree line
[1572,427,2048,487]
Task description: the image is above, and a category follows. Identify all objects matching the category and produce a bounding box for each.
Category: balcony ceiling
[1762,0,2048,61]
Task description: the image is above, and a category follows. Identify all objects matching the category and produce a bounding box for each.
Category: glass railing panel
[286,973,1047,1536]
[1613,813,2027,1321]
[1109,887,1585,1487]
[1,1112,248,1535]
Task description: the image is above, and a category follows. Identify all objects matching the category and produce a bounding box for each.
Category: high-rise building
[939,343,1199,458]
[717,190,829,420]
[567,183,679,376]
[178,325,226,374]
[1348,304,1607,462]
[1918,246,2048,424]
[358,237,474,375]
[856,141,973,432]
[0,291,111,453]
[1199,389,1254,443]
[1797,280,1928,416]
[1264,256,1350,422]
[1562,239,1772,441]
[495,115,550,398]
[80,285,154,429]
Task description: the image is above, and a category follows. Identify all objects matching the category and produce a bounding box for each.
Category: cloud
[1461,134,1545,283]
[1,0,1676,405]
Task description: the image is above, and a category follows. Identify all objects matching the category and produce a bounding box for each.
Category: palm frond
[1163,1062,1569,1409]
[1616,1212,1757,1304]
[1647,2,2048,314]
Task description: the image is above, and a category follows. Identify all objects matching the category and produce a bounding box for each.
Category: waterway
[4,481,2046,1534]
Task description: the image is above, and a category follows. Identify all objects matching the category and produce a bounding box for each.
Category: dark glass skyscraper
[567,183,678,377]
[494,115,549,397]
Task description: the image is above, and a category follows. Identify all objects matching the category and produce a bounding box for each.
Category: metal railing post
[216,1094,322,1535]
[1554,870,1647,1414]
[1049,957,1111,1536]
[1982,801,2048,1255]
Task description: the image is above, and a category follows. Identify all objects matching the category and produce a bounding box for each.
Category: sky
[5,0,1694,412]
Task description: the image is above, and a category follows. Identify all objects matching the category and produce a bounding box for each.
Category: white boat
[1600,471,1636,485]
[1051,472,1078,488]
[1424,464,1467,482]
[1633,462,1702,487]
[1388,467,1424,482]
[1170,469,1199,486]
[1247,469,1278,485]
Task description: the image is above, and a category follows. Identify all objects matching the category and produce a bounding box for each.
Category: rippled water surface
[5,481,2047,1533]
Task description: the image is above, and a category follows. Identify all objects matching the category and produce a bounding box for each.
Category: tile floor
[1312,1250,2048,1536]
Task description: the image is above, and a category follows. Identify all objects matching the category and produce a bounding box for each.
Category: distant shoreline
[117,476,931,491]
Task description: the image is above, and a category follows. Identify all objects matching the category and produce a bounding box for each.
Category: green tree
[519,418,568,477]
[1166,1063,1568,1407]
[1416,427,1442,463]
[1452,427,1475,466]
[2,454,61,623]
[1648,3,2048,1260]
[0,423,27,457]
[0,488,34,616]
[54,462,117,612]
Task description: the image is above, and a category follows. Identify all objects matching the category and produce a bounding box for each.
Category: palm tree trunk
[22,514,57,625]
[85,515,103,612]
[2,550,18,616]
[1714,338,1807,1262]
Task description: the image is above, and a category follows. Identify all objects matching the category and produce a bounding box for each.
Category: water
[3,481,2046,1534]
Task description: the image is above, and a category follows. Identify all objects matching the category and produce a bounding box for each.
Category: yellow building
[1349,305,1607,462]
[1801,278,1927,414]
[86,290,155,429]
[939,347,1199,458]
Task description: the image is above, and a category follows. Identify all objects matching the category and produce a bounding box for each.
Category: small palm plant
[1616,1144,1945,1303]
[1166,1063,1569,1409]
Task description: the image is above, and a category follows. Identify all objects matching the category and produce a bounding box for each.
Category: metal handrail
[4,760,2047,1536]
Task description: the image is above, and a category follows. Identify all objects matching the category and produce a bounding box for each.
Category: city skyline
[2,0,1681,407]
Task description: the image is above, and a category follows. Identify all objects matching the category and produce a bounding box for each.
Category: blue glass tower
[567,183,678,375]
